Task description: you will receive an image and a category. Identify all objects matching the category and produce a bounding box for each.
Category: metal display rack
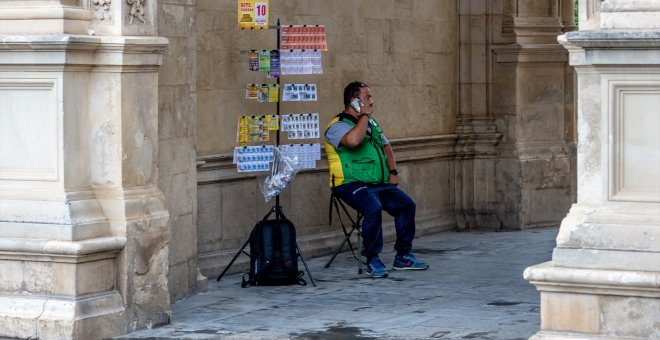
[217,18,322,286]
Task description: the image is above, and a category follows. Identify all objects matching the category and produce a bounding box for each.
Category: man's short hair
[343,81,368,106]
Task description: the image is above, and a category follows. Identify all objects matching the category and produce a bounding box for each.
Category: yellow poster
[238,0,269,30]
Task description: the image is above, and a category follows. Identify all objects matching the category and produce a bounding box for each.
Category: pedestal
[525,27,660,340]
[0,29,169,340]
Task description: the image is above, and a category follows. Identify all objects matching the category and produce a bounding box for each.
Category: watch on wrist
[389,169,399,176]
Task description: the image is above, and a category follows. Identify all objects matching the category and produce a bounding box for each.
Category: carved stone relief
[92,0,112,20]
[127,0,146,24]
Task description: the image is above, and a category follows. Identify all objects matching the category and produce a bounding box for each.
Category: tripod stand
[216,206,316,287]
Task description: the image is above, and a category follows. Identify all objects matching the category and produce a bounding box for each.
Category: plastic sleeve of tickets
[234,145,275,172]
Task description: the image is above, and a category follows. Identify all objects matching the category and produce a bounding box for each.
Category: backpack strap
[241,273,251,288]
[255,222,275,283]
[278,220,299,279]
[296,270,307,286]
[261,206,288,221]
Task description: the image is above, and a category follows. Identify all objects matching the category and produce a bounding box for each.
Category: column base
[0,292,125,340]
[525,262,660,340]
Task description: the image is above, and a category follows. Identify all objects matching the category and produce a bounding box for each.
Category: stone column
[524,1,660,338]
[490,0,576,229]
[455,0,503,230]
[0,1,170,339]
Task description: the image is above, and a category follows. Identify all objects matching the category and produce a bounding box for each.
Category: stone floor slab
[115,227,558,340]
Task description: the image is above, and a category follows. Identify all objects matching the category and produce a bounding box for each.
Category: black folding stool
[324,192,364,274]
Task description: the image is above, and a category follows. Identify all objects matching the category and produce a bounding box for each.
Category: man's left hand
[389,174,399,186]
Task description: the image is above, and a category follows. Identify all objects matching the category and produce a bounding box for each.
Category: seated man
[324,81,429,278]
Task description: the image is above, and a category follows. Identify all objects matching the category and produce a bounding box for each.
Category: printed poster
[280,25,327,51]
[238,0,269,30]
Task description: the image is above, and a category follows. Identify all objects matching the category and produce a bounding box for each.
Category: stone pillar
[0,1,170,339]
[490,0,576,229]
[455,0,503,230]
[525,1,660,338]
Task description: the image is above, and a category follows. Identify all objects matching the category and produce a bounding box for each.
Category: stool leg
[357,227,363,274]
[324,225,357,268]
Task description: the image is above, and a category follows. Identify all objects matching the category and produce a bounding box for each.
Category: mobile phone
[350,98,361,112]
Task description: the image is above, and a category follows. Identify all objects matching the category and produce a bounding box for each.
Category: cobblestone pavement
[116,227,559,340]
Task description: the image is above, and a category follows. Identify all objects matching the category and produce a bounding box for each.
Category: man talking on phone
[324,81,429,278]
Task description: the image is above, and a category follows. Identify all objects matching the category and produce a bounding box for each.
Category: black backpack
[242,211,307,287]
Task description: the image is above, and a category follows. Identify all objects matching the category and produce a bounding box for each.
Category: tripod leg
[217,238,250,282]
[296,243,316,287]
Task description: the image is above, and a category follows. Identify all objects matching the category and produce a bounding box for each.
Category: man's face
[358,87,373,107]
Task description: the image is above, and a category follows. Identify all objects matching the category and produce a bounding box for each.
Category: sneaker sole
[392,266,429,271]
[365,272,389,278]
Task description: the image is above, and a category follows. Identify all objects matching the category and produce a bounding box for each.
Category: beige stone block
[197,0,229,11]
[169,213,196,261]
[52,258,115,296]
[470,16,487,44]
[159,4,188,38]
[219,180,264,242]
[196,90,227,155]
[413,0,447,21]
[168,262,190,302]
[601,296,660,338]
[0,260,22,292]
[524,184,572,227]
[159,85,193,140]
[540,292,600,333]
[0,297,48,338]
[160,37,189,86]
[161,173,196,218]
[470,44,488,83]
[159,138,196,179]
[459,0,471,15]
[471,84,487,114]
[394,0,413,19]
[518,1,555,17]
[24,261,52,294]
[458,44,472,81]
[491,70,517,112]
[131,248,170,327]
[195,12,223,52]
[391,19,414,55]
[471,0,487,15]
[366,20,387,66]
[286,173,327,234]
[359,0,395,19]
[491,0,504,15]
[459,16,471,44]
[51,262,75,296]
[77,259,115,295]
[196,183,224,253]
[408,160,453,215]
[460,83,472,115]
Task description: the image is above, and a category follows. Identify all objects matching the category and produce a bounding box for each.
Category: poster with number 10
[238,0,269,30]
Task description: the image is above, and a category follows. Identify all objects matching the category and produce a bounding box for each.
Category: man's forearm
[384,143,396,170]
[340,115,370,148]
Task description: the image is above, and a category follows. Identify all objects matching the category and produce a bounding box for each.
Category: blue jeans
[332,182,416,258]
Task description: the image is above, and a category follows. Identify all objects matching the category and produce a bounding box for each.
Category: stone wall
[156,0,207,303]
[194,0,460,277]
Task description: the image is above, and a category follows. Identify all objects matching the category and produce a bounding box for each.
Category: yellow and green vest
[325,112,389,187]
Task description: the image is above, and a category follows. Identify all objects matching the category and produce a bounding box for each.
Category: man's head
[343,81,368,106]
